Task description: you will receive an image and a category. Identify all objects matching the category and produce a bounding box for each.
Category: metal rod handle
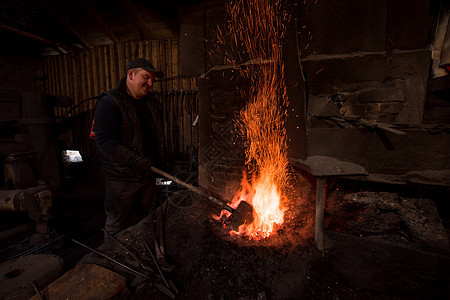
[151,166,234,213]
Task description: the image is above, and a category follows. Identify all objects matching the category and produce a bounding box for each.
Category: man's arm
[94,95,120,156]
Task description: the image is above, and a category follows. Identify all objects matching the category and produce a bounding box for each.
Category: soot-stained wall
[183,0,449,183]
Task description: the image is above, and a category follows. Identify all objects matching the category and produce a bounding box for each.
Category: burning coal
[217,0,291,239]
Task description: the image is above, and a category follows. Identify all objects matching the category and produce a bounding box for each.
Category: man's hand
[138,157,153,174]
[111,144,153,176]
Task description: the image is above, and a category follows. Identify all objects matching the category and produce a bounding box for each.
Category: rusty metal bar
[71,238,150,279]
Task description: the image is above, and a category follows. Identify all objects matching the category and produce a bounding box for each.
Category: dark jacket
[94,78,165,181]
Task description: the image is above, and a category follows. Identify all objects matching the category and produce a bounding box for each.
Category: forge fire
[1,0,449,299]
[214,0,291,239]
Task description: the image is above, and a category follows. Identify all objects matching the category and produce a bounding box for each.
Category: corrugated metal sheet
[44,38,198,161]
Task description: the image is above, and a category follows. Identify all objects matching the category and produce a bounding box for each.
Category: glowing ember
[217,0,290,239]
[228,172,287,239]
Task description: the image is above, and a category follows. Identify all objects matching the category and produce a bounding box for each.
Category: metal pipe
[71,239,150,280]
[101,228,154,273]
[8,234,66,260]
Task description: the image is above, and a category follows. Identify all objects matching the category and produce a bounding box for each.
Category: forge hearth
[79,183,317,299]
[318,180,450,298]
[326,191,449,255]
[71,173,450,299]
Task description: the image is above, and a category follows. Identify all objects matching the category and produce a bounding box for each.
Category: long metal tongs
[73,232,177,299]
[102,229,154,272]
[101,229,178,296]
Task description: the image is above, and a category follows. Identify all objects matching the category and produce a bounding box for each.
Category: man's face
[126,68,156,99]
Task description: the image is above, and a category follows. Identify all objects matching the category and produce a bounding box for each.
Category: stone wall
[181,0,438,125]
[186,0,448,181]
[299,0,433,125]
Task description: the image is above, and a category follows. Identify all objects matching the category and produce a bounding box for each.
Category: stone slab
[387,50,431,78]
[289,155,368,177]
[379,102,404,114]
[0,254,63,300]
[302,54,387,94]
[358,87,405,103]
[304,127,450,174]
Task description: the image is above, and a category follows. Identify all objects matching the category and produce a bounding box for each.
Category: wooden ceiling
[0,0,203,55]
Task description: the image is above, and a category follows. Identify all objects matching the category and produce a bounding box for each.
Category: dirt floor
[78,170,450,299]
[1,162,450,299]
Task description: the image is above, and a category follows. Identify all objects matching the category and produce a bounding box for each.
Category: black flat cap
[126,58,164,78]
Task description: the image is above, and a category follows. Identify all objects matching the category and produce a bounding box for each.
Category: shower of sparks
[217,0,291,239]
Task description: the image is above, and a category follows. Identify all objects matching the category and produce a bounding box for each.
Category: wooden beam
[122,0,179,38]
[39,0,93,50]
[29,263,126,300]
[76,0,121,44]
[120,0,153,40]
[0,23,80,53]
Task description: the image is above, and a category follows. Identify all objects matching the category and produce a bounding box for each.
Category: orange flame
[229,172,287,239]
[217,0,290,239]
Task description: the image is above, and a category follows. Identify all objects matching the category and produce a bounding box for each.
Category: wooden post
[315,177,326,251]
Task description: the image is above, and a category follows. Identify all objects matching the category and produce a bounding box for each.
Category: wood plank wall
[43,38,198,162]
